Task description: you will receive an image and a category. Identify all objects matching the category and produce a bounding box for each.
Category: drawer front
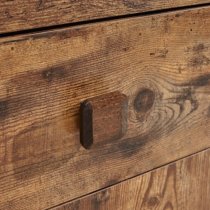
[54,148,210,210]
[1,6,210,209]
[0,0,210,33]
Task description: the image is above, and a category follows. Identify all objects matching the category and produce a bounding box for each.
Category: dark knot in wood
[134,88,155,113]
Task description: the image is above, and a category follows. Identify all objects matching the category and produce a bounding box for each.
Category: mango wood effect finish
[1,7,210,210]
[80,91,128,149]
[1,0,210,33]
[54,149,210,210]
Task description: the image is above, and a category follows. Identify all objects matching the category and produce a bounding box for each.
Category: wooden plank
[0,0,210,34]
[53,148,210,210]
[1,6,210,209]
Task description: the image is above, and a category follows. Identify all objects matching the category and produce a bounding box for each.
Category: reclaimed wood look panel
[0,0,210,33]
[0,6,210,209]
[54,149,210,210]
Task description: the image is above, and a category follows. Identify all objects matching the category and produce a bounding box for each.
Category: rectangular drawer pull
[80,91,128,149]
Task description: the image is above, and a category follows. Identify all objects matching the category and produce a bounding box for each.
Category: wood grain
[1,6,210,209]
[54,148,210,210]
[0,0,210,34]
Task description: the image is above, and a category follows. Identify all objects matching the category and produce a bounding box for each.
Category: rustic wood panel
[0,6,210,209]
[0,0,210,34]
[54,148,210,210]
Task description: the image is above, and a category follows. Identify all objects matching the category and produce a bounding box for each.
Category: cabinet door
[1,6,210,210]
[54,149,210,210]
[1,0,210,33]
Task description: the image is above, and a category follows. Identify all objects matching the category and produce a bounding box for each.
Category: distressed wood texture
[1,6,210,209]
[1,0,210,34]
[54,149,210,210]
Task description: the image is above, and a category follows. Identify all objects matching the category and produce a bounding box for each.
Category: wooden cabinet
[55,149,210,210]
[0,1,210,210]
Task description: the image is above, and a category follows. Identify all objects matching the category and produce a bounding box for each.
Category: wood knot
[147,196,160,207]
[134,88,155,113]
[0,100,8,119]
[42,67,66,83]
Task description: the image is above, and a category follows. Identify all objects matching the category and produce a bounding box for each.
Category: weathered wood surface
[0,0,210,34]
[1,6,210,209]
[54,148,210,210]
